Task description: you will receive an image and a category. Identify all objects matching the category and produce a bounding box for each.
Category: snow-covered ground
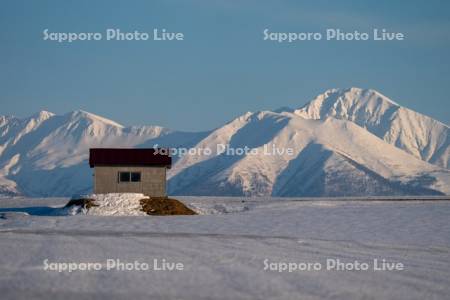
[0,197,449,299]
[84,193,148,216]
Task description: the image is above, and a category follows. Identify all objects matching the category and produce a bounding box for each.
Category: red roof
[89,148,171,168]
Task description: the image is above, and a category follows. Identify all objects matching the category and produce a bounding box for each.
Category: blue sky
[1,0,449,131]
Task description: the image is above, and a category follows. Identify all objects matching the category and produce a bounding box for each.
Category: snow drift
[83,193,148,216]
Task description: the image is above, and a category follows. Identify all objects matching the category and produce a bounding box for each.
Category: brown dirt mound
[65,198,98,209]
[140,197,196,215]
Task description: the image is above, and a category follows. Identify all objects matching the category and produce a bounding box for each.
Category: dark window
[119,172,130,182]
[131,172,141,182]
[119,171,141,183]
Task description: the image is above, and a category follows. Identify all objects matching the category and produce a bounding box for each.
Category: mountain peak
[31,110,55,121]
[294,87,400,120]
[0,98,448,197]
[322,87,398,102]
[294,87,449,168]
[0,115,17,126]
[67,110,124,128]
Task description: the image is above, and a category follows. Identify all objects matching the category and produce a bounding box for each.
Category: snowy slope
[168,111,450,196]
[0,88,449,197]
[1,198,450,299]
[0,111,176,196]
[294,88,450,168]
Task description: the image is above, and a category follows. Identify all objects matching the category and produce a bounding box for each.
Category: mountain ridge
[0,87,448,197]
[294,88,449,168]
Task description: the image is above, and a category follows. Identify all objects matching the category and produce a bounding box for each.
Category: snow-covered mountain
[168,110,449,196]
[295,88,450,168]
[0,88,449,197]
[0,110,204,196]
